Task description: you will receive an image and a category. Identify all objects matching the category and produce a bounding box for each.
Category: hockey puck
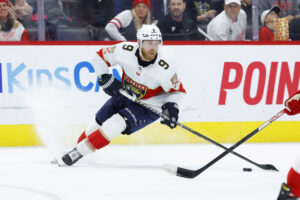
[243,168,252,172]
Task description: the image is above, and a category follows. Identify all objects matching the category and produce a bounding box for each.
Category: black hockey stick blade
[163,164,198,179]
[163,162,278,179]
[258,164,278,171]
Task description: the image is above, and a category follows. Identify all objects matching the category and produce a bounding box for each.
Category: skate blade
[51,158,66,167]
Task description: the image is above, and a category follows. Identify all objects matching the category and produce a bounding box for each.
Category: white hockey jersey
[91,42,186,108]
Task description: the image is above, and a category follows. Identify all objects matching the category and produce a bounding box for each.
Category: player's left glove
[99,74,123,97]
[284,92,300,115]
[160,102,179,129]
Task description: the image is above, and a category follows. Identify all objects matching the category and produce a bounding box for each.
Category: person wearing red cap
[277,90,300,200]
[0,0,29,41]
[105,0,152,41]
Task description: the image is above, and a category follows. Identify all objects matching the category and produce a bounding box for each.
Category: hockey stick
[164,109,286,178]
[119,90,278,172]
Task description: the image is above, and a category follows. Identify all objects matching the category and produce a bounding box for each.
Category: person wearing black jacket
[157,0,201,40]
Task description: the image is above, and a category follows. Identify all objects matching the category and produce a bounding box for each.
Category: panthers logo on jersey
[123,73,147,100]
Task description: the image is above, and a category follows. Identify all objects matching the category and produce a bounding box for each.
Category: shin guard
[86,129,110,150]
[78,119,102,144]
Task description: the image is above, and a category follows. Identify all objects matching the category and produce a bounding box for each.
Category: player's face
[169,0,186,18]
[224,3,241,21]
[141,40,160,61]
[0,2,8,20]
[134,3,149,20]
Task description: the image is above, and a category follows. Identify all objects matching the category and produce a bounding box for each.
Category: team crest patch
[123,74,147,99]
[171,73,179,89]
[103,46,116,54]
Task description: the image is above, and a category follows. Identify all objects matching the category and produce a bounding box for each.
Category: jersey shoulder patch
[170,73,180,89]
[102,46,116,54]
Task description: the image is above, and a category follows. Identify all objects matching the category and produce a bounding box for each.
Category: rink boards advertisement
[0,42,299,146]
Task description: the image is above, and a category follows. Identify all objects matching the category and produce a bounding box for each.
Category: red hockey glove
[284,91,300,116]
[161,102,179,129]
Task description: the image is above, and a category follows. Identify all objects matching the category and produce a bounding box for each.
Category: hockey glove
[99,74,123,97]
[160,102,179,129]
[284,92,300,115]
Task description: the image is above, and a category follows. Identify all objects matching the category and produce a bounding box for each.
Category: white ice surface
[0,143,299,200]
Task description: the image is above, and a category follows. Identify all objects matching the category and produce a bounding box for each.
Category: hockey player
[277,90,300,200]
[61,24,186,166]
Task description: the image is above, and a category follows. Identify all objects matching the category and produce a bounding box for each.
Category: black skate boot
[277,183,297,200]
[62,148,83,166]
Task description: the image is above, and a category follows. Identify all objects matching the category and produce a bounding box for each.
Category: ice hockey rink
[1,43,300,200]
[1,143,299,200]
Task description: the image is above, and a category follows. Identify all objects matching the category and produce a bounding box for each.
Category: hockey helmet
[136,24,162,48]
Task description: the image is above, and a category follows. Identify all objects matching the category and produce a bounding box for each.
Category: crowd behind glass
[0,0,300,41]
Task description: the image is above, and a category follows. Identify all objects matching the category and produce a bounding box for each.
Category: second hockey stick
[164,109,286,178]
[119,90,278,172]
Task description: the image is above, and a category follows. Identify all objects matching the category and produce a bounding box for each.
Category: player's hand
[160,102,179,129]
[98,74,123,97]
[284,93,300,115]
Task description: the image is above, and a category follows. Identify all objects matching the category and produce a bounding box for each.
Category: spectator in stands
[79,0,114,28]
[27,0,72,40]
[258,0,300,22]
[0,0,29,40]
[8,0,32,27]
[157,0,200,40]
[114,0,164,23]
[259,5,280,41]
[105,0,151,41]
[28,0,71,28]
[260,5,296,41]
[207,0,247,40]
[185,0,216,24]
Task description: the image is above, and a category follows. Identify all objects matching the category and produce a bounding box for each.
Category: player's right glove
[160,102,179,129]
[284,91,300,116]
[98,74,123,97]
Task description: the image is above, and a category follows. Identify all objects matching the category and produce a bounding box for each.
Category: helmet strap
[138,39,145,60]
[139,48,148,61]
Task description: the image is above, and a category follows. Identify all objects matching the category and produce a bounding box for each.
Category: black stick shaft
[193,110,285,177]
[177,123,276,170]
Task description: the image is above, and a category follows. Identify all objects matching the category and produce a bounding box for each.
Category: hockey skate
[62,148,83,166]
[277,183,298,200]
